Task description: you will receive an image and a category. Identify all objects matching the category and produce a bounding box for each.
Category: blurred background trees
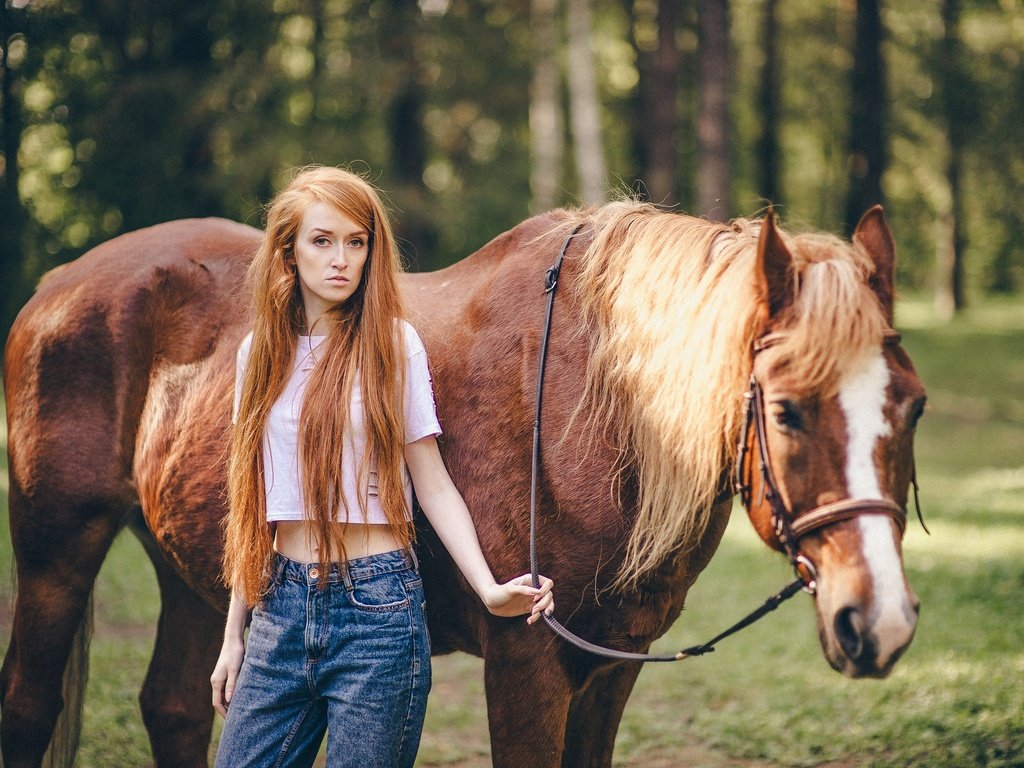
[2,0,1022,336]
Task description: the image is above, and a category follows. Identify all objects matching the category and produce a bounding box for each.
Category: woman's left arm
[405,436,554,623]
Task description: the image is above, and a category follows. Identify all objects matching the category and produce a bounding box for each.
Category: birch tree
[530,0,564,213]
[566,0,607,205]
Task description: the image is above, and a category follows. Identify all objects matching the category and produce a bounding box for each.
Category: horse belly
[134,347,239,610]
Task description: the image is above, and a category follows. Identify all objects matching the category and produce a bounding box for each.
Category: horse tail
[41,592,93,768]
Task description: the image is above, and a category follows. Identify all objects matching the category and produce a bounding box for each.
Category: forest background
[1,0,1023,337]
[1,2,1023,766]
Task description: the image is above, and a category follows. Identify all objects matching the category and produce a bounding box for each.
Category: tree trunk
[843,0,887,236]
[1,2,27,339]
[530,0,564,213]
[696,0,730,221]
[566,0,607,205]
[756,0,780,207]
[383,0,438,268]
[633,0,680,206]
[934,0,966,319]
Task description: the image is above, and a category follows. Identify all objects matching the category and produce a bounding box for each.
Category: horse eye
[770,401,803,432]
[909,396,927,429]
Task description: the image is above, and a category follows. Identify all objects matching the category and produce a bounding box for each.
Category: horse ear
[853,205,896,324]
[756,208,796,319]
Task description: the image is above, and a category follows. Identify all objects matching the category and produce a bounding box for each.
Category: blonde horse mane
[571,201,889,590]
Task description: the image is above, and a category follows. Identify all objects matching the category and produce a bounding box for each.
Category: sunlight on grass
[718,501,1024,561]
[897,295,1024,331]
[908,520,1024,560]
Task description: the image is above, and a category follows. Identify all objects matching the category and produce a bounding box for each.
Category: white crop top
[234,321,442,524]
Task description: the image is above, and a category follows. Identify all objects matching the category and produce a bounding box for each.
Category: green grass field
[1,297,1022,767]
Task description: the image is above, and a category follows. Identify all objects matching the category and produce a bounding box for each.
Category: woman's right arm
[210,590,249,717]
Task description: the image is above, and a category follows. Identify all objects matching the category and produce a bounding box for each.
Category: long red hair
[224,166,409,603]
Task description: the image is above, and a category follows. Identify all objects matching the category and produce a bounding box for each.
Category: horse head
[741,207,924,678]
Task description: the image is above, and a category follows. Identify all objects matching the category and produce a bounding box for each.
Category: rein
[528,227,921,663]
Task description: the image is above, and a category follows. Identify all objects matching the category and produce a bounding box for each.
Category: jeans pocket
[346,570,411,613]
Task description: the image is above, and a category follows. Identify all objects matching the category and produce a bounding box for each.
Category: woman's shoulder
[397,319,426,358]
[237,330,254,360]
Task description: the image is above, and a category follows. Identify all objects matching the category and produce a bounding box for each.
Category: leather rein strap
[528,228,921,663]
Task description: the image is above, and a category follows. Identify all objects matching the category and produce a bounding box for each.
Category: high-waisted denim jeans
[214,549,431,768]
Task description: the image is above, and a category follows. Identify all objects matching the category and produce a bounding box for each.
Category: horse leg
[482,633,575,768]
[132,523,224,767]
[0,486,126,768]
[562,663,642,768]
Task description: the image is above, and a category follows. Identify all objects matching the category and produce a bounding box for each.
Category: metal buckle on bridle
[794,555,818,594]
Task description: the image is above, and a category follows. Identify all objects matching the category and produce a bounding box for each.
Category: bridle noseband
[528,228,922,662]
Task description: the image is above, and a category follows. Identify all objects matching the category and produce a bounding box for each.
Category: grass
[1,296,1022,767]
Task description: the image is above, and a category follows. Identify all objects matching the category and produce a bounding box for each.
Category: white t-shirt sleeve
[233,331,254,425]
[402,322,442,443]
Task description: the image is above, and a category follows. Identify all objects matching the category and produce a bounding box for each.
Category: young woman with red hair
[210,166,553,767]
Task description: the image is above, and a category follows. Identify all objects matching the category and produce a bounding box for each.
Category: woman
[210,166,554,767]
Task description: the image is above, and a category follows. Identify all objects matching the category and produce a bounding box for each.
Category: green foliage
[2,0,1023,326]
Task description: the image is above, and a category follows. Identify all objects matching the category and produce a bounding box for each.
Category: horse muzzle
[816,565,920,679]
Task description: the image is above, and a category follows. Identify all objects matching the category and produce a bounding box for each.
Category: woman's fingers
[504,573,555,623]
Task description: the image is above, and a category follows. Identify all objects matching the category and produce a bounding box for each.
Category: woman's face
[292,201,370,330]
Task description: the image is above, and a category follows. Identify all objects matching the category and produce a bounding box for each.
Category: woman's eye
[313,237,330,246]
[771,401,803,432]
[348,238,365,248]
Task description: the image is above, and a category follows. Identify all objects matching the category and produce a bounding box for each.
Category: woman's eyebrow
[310,227,368,236]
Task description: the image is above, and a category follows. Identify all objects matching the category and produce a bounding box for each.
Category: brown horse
[1,201,923,767]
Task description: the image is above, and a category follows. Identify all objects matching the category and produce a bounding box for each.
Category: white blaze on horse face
[838,352,890,499]
[838,351,913,665]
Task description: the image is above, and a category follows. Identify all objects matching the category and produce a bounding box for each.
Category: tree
[631,0,680,206]
[755,0,780,207]
[934,0,966,319]
[566,0,607,204]
[843,0,887,236]
[696,0,730,220]
[1,1,27,337]
[382,0,439,267]
[530,0,565,213]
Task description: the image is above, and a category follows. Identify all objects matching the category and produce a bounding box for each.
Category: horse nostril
[834,606,865,661]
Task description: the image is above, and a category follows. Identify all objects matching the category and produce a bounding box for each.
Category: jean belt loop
[407,546,419,573]
[273,552,287,585]
[340,558,354,590]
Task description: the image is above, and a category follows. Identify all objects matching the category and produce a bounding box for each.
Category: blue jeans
[214,550,431,768]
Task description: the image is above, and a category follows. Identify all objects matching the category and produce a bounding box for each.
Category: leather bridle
[733,329,911,595]
[528,226,923,662]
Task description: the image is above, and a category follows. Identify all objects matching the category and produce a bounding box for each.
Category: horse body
[1,204,922,768]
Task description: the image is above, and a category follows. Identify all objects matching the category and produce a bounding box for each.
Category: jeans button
[309,567,319,579]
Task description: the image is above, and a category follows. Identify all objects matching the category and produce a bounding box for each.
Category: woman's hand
[210,637,245,717]
[481,574,555,624]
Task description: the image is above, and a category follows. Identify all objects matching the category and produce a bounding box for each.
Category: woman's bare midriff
[273,520,403,564]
